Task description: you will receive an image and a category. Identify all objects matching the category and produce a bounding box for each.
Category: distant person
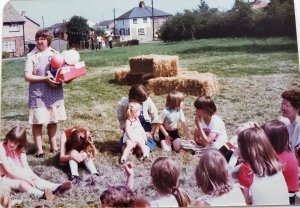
[109,35,113,49]
[194,149,246,207]
[237,127,289,205]
[120,102,150,164]
[59,127,99,183]
[262,120,299,205]
[135,157,191,207]
[157,90,191,151]
[0,126,71,200]
[280,89,300,151]
[117,84,158,156]
[97,35,103,50]
[24,29,67,158]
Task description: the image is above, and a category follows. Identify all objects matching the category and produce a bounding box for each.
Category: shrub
[2,52,10,59]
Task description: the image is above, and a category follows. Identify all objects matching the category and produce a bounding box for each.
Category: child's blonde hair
[195,149,232,196]
[238,127,282,177]
[126,102,141,119]
[66,127,97,158]
[166,91,184,109]
[150,157,191,207]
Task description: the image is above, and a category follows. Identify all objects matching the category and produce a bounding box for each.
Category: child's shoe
[71,175,82,184]
[53,181,72,194]
[120,158,126,164]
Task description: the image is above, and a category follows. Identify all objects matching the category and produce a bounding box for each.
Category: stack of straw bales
[147,71,219,97]
[114,54,219,96]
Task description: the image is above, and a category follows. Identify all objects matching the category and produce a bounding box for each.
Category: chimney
[21,11,26,16]
[139,1,145,8]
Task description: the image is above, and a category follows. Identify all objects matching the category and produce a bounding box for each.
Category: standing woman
[24,29,67,158]
[280,89,300,151]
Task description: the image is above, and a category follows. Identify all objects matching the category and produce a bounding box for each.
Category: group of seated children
[2,87,300,207]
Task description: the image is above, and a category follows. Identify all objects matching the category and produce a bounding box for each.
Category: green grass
[1,37,300,207]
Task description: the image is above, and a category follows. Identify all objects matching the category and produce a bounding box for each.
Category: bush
[127,39,139,45]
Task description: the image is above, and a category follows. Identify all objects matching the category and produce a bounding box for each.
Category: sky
[6,0,236,27]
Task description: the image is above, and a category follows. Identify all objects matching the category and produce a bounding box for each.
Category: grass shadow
[94,140,120,156]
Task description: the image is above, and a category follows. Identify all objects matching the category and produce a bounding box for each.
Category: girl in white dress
[120,102,150,164]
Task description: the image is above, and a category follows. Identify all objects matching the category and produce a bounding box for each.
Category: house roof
[22,16,40,27]
[116,6,172,20]
[99,20,114,26]
[47,22,68,33]
[3,2,25,23]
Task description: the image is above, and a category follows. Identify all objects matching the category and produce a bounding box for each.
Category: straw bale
[147,72,218,97]
[115,68,130,83]
[129,54,179,77]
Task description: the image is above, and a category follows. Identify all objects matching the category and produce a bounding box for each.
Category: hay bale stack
[129,54,179,77]
[147,71,218,97]
[115,68,130,83]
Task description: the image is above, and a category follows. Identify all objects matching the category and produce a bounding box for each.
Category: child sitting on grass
[59,127,98,183]
[158,91,191,151]
[237,127,289,205]
[120,102,150,164]
[195,149,246,206]
[0,126,71,200]
[262,120,299,205]
[135,157,191,207]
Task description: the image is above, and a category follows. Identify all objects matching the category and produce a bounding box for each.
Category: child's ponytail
[172,187,191,207]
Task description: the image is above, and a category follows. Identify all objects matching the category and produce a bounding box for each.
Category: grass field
[1,37,300,207]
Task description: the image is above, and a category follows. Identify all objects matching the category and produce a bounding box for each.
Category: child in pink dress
[0,126,71,200]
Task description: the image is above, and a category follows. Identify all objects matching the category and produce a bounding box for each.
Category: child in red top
[262,120,299,205]
[59,127,98,183]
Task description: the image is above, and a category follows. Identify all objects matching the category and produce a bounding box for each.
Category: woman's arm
[24,71,58,87]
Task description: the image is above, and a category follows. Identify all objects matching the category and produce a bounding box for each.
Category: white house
[115,1,172,41]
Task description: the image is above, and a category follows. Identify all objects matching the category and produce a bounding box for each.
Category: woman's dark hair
[4,126,28,151]
[35,29,53,46]
[281,89,300,114]
[128,84,148,102]
[194,96,216,116]
[262,120,290,154]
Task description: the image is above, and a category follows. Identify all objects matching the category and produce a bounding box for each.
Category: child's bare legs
[32,124,43,155]
[30,174,61,191]
[121,140,136,163]
[136,142,150,157]
[83,159,98,175]
[47,123,58,152]
[172,138,182,151]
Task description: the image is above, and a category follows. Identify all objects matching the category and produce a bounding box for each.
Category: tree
[67,15,90,49]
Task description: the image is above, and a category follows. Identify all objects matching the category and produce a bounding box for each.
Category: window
[133,18,137,24]
[9,23,20,32]
[120,28,125,36]
[126,28,130,35]
[2,41,16,52]
[143,18,147,23]
[138,28,145,35]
